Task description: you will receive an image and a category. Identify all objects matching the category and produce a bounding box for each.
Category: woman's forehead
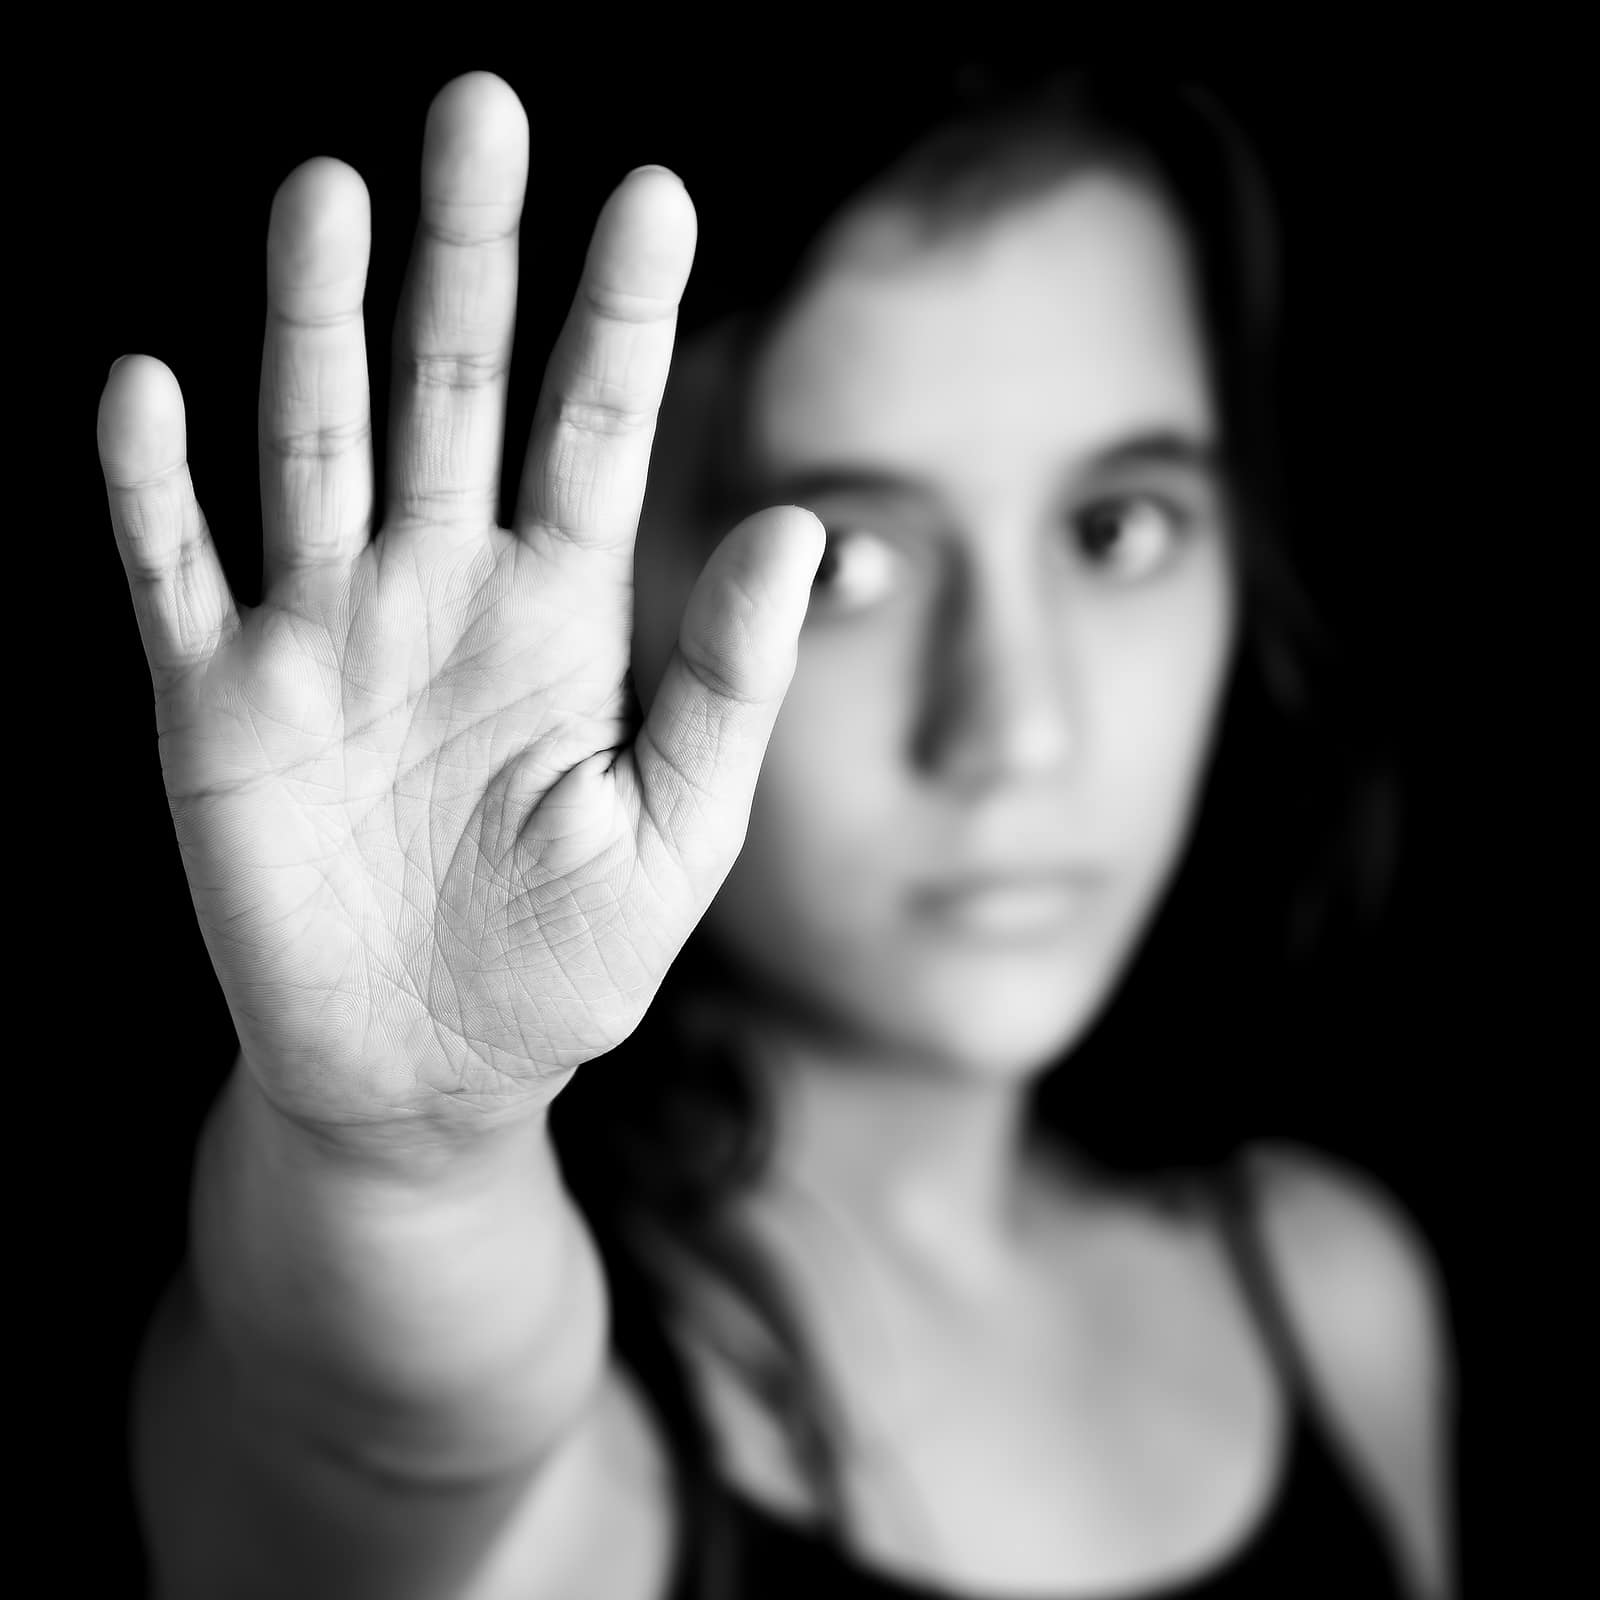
[744,174,1216,494]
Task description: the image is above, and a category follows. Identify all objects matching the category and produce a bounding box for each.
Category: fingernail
[108,355,130,380]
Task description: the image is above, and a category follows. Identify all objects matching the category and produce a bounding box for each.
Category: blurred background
[51,32,1517,1593]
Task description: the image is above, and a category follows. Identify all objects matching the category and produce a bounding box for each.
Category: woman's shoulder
[1240,1138,1457,1597]
[1239,1138,1452,1369]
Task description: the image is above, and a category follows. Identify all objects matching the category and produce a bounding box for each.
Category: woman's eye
[1073,496,1186,582]
[810,528,903,612]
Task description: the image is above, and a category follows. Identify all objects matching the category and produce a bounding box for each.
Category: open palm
[97,75,820,1148]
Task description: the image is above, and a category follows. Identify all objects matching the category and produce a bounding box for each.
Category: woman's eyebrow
[1080,430,1220,478]
[734,434,1219,516]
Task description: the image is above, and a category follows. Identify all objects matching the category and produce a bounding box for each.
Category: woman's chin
[706,922,1132,1086]
[823,967,1120,1086]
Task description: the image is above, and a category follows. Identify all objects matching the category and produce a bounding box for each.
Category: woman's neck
[726,1017,1060,1299]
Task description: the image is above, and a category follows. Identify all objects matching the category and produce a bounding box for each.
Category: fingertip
[624,163,688,196]
[98,355,187,483]
[100,352,180,421]
[587,165,698,307]
[431,70,527,129]
[278,153,368,193]
[778,503,826,556]
[268,158,372,287]
[272,157,371,230]
[742,503,826,584]
[697,505,824,656]
[618,161,697,232]
[423,71,530,198]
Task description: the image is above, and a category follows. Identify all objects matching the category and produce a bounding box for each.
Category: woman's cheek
[726,638,909,921]
[1099,584,1237,879]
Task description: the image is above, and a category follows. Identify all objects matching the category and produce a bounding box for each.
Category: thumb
[632,504,824,893]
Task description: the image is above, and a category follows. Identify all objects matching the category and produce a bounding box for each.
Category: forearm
[184,1061,608,1481]
[135,1268,565,1600]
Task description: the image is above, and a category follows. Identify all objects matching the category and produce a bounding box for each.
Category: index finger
[513,165,696,569]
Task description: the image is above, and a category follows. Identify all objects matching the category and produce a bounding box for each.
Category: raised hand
[97,73,821,1154]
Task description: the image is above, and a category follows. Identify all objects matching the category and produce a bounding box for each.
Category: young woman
[99,64,1455,1599]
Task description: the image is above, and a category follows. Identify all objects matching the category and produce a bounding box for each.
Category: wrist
[185,1060,602,1469]
[228,1054,557,1196]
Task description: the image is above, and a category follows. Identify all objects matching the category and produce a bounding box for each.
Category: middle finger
[388,73,527,537]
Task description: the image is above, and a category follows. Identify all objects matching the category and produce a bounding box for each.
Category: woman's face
[636,171,1239,1079]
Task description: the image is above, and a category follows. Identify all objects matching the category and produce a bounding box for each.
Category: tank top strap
[1199,1157,1413,1596]
[1204,1154,1319,1408]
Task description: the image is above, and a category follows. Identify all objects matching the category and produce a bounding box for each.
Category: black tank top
[686,1161,1407,1598]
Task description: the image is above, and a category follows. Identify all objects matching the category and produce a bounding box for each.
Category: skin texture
[101,71,825,1599]
[97,75,825,1155]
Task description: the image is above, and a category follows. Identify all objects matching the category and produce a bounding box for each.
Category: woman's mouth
[906,869,1104,941]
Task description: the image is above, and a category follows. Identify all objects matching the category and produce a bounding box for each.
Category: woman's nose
[913,571,1077,792]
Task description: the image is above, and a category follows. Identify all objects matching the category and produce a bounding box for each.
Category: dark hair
[551,64,1402,1597]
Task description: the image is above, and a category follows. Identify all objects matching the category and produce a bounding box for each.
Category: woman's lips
[906,869,1104,940]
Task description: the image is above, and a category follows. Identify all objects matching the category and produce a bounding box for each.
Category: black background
[50,32,1520,1595]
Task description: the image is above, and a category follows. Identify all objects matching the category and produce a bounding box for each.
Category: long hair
[551,63,1402,1597]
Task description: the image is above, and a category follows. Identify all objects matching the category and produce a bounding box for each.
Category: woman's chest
[686,1210,1289,1596]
